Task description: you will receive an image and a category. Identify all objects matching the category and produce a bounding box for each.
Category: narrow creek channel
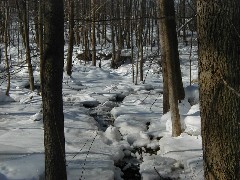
[86,93,142,180]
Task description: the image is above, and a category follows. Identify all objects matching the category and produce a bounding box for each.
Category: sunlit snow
[0,42,202,179]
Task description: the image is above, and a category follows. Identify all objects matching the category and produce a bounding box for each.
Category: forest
[0,0,239,180]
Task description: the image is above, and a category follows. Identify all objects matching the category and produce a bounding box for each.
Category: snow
[0,90,14,102]
[0,42,202,179]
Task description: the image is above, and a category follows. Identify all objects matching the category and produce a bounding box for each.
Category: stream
[86,94,142,180]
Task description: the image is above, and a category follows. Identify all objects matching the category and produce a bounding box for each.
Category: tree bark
[15,1,26,48]
[180,0,187,45]
[42,0,67,179]
[4,1,10,96]
[22,0,34,91]
[161,46,170,114]
[34,1,39,48]
[110,1,116,68]
[198,0,240,179]
[160,1,185,102]
[159,0,183,136]
[139,0,146,82]
[39,0,44,87]
[66,0,74,75]
[91,0,96,66]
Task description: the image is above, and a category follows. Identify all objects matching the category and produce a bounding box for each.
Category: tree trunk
[131,21,135,83]
[39,0,44,87]
[157,0,170,114]
[114,0,123,68]
[198,0,240,179]
[135,48,139,85]
[139,0,145,82]
[159,0,183,136]
[91,0,96,66]
[83,28,89,64]
[161,1,185,102]
[180,0,187,45]
[110,1,116,68]
[161,46,170,114]
[15,1,26,48]
[4,2,10,96]
[22,0,34,91]
[42,0,67,179]
[34,1,39,48]
[66,0,74,75]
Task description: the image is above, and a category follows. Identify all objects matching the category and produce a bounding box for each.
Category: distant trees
[16,0,34,91]
[0,0,197,73]
[159,0,185,136]
[62,0,160,83]
[21,0,34,91]
[41,0,67,179]
[198,0,240,179]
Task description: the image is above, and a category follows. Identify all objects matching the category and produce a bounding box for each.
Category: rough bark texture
[198,0,240,179]
[157,0,169,114]
[159,0,183,136]
[160,47,169,114]
[42,0,67,179]
[159,0,185,102]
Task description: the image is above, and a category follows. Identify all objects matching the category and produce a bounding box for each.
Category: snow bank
[0,90,15,102]
[158,133,203,179]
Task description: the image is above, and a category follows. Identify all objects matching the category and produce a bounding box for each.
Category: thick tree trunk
[198,0,240,179]
[160,1,185,102]
[161,47,170,114]
[42,0,67,179]
[159,0,183,136]
[156,0,169,114]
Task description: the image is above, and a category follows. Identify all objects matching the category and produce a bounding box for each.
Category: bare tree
[42,0,67,178]
[16,0,34,91]
[91,0,97,66]
[66,0,74,75]
[39,0,44,86]
[4,0,10,96]
[22,0,34,91]
[159,0,184,136]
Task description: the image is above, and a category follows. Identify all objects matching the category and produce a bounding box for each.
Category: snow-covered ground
[0,43,202,180]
